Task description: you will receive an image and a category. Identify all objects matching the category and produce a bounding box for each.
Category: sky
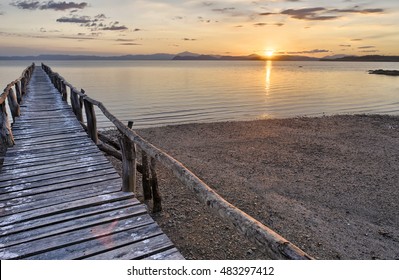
[0,0,398,57]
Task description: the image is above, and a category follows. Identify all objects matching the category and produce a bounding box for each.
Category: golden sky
[0,0,398,57]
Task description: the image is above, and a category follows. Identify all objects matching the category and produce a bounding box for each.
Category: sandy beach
[114,114,399,260]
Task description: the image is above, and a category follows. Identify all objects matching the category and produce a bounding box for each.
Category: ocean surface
[1,60,398,128]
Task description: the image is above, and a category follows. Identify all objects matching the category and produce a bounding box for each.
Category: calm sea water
[1,60,398,128]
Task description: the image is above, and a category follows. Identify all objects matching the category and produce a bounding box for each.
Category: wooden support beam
[20,77,27,96]
[61,81,67,101]
[141,151,152,200]
[15,82,22,104]
[0,102,14,147]
[118,134,137,193]
[83,98,98,144]
[7,88,20,122]
[150,157,162,212]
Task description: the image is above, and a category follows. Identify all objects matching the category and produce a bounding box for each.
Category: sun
[265,50,275,58]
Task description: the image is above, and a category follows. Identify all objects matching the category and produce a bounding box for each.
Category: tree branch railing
[0,63,35,147]
[41,63,314,260]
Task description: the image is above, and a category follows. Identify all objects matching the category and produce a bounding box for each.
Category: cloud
[339,44,351,47]
[287,49,330,54]
[183,38,197,41]
[360,50,378,53]
[358,46,375,49]
[11,1,40,10]
[351,38,363,41]
[94,14,107,20]
[118,43,141,46]
[202,2,213,7]
[116,39,135,42]
[41,1,88,11]
[281,7,339,21]
[254,22,284,27]
[40,27,60,32]
[133,28,141,32]
[11,1,88,11]
[260,6,385,21]
[331,8,383,14]
[259,12,275,16]
[55,13,128,32]
[212,7,235,13]
[101,25,128,31]
[56,15,90,23]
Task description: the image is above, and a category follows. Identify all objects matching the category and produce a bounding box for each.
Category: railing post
[15,82,22,104]
[83,98,98,144]
[7,88,20,122]
[150,157,162,212]
[119,121,137,193]
[70,89,83,122]
[141,151,152,200]
[20,77,26,96]
[0,102,14,147]
[61,81,67,101]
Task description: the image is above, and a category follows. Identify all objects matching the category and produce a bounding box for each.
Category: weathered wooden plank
[0,162,115,187]
[84,233,174,260]
[0,169,118,195]
[0,157,110,182]
[1,153,107,175]
[24,222,161,260]
[0,156,111,182]
[0,203,147,248]
[2,147,100,167]
[0,177,121,202]
[6,138,94,153]
[0,214,154,259]
[12,132,88,145]
[0,197,140,236]
[12,127,83,139]
[0,181,122,216]
[0,192,134,227]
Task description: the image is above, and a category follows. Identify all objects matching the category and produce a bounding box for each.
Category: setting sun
[265,50,275,58]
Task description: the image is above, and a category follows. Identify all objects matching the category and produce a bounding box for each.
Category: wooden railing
[0,63,35,147]
[41,63,314,260]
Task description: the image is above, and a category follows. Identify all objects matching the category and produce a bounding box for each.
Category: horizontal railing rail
[41,63,314,260]
[0,63,35,147]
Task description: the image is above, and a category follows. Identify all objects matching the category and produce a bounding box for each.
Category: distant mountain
[322,54,349,60]
[272,55,319,61]
[321,55,399,62]
[173,53,318,61]
[176,51,201,57]
[0,53,175,61]
[2,53,397,62]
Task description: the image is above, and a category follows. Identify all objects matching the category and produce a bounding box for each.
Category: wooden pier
[1,63,314,260]
[0,65,183,260]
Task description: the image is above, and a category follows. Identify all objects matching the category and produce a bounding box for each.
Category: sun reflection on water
[264,60,272,96]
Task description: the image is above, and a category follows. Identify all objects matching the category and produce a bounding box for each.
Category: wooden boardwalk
[0,66,183,260]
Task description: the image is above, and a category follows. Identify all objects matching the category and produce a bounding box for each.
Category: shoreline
[127,114,398,259]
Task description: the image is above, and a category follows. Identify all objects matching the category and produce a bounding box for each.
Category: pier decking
[0,66,183,260]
